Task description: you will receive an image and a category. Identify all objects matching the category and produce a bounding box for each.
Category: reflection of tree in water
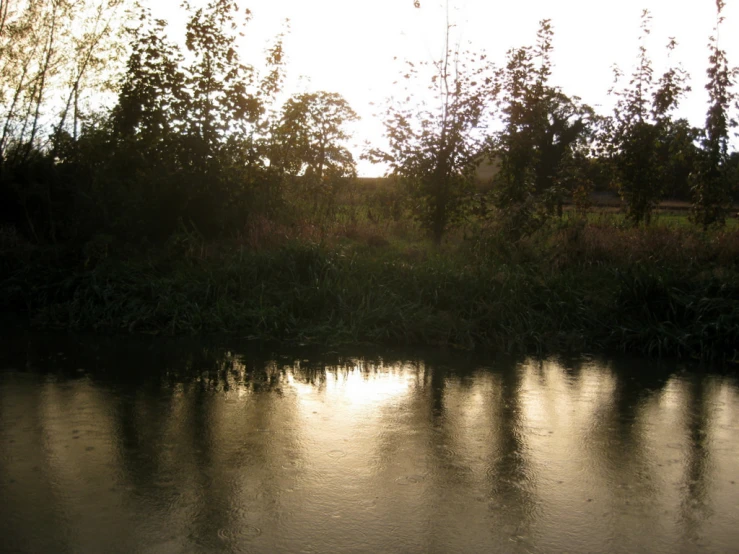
[179,355,305,551]
[6,331,739,553]
[420,366,488,552]
[554,354,588,388]
[0,374,73,553]
[162,348,285,394]
[581,358,673,547]
[107,365,220,546]
[419,362,453,551]
[484,364,537,547]
[103,344,308,551]
[427,361,447,417]
[362,354,536,550]
[590,359,671,457]
[371,359,427,464]
[112,381,176,490]
[588,361,663,453]
[678,375,715,545]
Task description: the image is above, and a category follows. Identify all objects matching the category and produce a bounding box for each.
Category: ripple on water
[217,524,262,542]
[165,491,183,512]
[395,474,425,485]
[154,474,176,489]
[239,489,266,504]
[281,459,301,470]
[435,444,457,457]
[327,449,346,459]
[441,461,473,477]
[526,426,554,437]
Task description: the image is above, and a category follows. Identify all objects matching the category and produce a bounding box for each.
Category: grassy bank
[2,217,738,362]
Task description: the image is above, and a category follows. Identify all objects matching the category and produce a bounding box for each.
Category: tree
[691,0,738,229]
[491,19,594,231]
[0,0,130,242]
[181,0,262,166]
[112,8,184,147]
[270,91,358,217]
[607,10,690,225]
[0,0,126,161]
[660,118,701,200]
[53,0,127,146]
[104,0,288,238]
[367,17,496,244]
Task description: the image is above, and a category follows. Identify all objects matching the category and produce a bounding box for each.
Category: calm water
[1,334,738,554]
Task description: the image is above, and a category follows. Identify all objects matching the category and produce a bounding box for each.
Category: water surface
[1,334,738,553]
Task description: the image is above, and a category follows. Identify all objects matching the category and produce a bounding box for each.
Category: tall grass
[3,217,738,362]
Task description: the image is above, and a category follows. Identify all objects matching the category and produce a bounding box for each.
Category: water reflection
[1,335,738,553]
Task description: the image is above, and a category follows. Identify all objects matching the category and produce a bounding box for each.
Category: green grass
[556,207,739,229]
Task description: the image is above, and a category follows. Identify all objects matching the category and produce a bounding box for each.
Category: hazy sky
[152,0,739,176]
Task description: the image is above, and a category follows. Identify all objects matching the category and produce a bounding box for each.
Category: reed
[2,220,737,361]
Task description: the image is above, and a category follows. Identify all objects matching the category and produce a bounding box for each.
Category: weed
[2,216,738,361]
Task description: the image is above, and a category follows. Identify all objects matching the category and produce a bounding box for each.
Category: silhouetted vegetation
[606,11,692,226]
[365,13,495,244]
[691,0,737,228]
[491,19,595,235]
[1,1,738,360]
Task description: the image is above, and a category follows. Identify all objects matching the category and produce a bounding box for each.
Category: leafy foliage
[0,0,129,241]
[606,10,691,225]
[367,30,496,244]
[270,91,358,219]
[490,20,594,236]
[691,0,738,228]
[0,0,737,255]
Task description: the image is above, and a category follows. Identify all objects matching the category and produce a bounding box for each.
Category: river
[1,333,738,553]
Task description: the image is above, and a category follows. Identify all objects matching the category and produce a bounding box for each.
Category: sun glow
[286,362,416,408]
[144,0,739,176]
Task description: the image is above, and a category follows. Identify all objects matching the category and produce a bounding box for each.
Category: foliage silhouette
[367,18,496,244]
[491,19,594,236]
[270,91,358,220]
[606,10,692,226]
[691,0,738,229]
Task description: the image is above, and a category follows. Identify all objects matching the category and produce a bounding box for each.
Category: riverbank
[2,219,738,361]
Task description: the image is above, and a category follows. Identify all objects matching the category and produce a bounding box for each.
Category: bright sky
[153,0,739,176]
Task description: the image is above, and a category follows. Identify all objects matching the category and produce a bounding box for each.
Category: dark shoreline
[3,234,738,364]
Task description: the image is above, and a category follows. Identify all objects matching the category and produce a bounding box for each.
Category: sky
[151,0,739,176]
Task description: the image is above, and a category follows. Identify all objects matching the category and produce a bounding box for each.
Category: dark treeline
[1,0,739,360]
[0,0,358,245]
[0,0,736,246]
